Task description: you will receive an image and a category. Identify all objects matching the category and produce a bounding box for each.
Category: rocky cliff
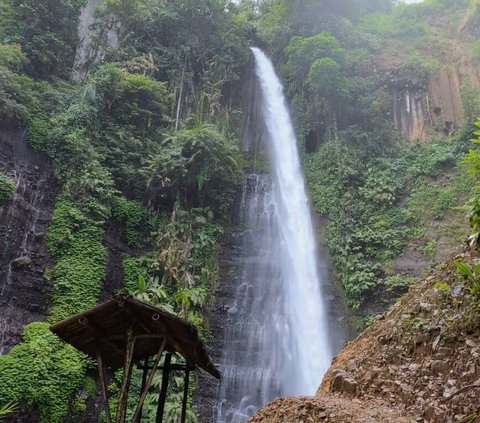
[392,62,480,142]
[0,129,56,354]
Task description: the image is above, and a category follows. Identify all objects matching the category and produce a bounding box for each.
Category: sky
[403,0,424,3]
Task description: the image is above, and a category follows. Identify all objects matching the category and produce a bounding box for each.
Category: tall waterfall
[214,48,333,422]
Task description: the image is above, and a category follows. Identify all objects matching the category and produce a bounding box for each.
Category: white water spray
[214,48,333,422]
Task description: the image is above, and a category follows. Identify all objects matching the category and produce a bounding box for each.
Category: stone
[431,360,449,375]
[329,369,358,396]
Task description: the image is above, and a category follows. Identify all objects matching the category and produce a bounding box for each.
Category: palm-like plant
[0,401,18,420]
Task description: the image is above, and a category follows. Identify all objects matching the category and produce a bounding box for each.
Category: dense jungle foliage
[0,0,480,421]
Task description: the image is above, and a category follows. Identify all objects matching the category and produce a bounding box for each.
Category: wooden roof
[50,297,220,379]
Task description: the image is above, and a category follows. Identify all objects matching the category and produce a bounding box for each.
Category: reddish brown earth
[247,395,415,423]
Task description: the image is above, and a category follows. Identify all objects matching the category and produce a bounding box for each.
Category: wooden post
[131,338,167,423]
[155,353,172,423]
[136,357,149,423]
[96,344,112,423]
[140,358,149,392]
[180,368,190,423]
[116,328,135,423]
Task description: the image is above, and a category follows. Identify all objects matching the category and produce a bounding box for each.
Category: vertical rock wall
[392,62,480,141]
[72,0,119,82]
[0,129,56,354]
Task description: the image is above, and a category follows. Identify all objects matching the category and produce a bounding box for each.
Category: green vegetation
[0,172,15,202]
[46,199,108,322]
[0,323,87,423]
[463,119,480,246]
[0,401,18,420]
[0,0,251,419]
[305,136,470,309]
[0,0,86,78]
[1,0,480,419]
[454,260,480,298]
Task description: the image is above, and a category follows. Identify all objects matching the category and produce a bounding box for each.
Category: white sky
[403,0,424,3]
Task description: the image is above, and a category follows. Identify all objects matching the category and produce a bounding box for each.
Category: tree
[1,0,86,78]
[285,32,346,81]
[147,122,242,216]
[308,57,350,101]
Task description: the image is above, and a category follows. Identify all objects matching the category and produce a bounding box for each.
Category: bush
[0,172,15,202]
[0,323,87,423]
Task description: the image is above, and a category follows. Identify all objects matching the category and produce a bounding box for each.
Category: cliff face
[71,0,118,82]
[392,62,480,141]
[0,129,56,354]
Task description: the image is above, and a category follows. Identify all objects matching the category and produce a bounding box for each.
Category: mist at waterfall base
[214,48,335,422]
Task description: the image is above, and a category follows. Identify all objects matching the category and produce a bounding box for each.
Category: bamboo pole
[180,368,190,423]
[116,328,135,423]
[155,353,172,423]
[131,338,167,423]
[95,344,112,423]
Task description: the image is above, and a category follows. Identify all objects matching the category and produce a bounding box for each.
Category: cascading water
[214,48,333,422]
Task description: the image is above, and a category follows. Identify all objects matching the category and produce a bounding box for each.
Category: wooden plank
[131,338,167,423]
[116,328,135,423]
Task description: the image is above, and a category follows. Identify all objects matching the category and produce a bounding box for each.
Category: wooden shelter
[50,296,220,423]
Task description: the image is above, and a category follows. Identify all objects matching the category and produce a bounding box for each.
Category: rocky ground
[247,396,415,423]
[248,248,480,423]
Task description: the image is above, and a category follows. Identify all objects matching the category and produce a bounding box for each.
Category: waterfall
[214,48,333,422]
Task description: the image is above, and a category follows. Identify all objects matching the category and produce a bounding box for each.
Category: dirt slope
[247,395,415,423]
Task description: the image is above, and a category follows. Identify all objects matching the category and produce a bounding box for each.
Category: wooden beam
[131,338,167,423]
[120,303,153,334]
[140,358,149,393]
[79,317,125,358]
[116,328,135,423]
[180,368,190,423]
[137,363,195,372]
[106,334,166,342]
[95,344,112,423]
[156,353,172,423]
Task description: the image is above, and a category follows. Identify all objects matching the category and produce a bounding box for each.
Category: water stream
[214,48,333,422]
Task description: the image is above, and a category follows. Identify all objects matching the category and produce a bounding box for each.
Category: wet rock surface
[195,228,244,422]
[0,129,56,353]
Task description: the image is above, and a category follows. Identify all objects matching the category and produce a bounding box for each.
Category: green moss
[46,199,107,323]
[72,398,87,416]
[122,255,149,294]
[83,377,97,397]
[0,172,15,202]
[112,197,156,247]
[0,323,87,423]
